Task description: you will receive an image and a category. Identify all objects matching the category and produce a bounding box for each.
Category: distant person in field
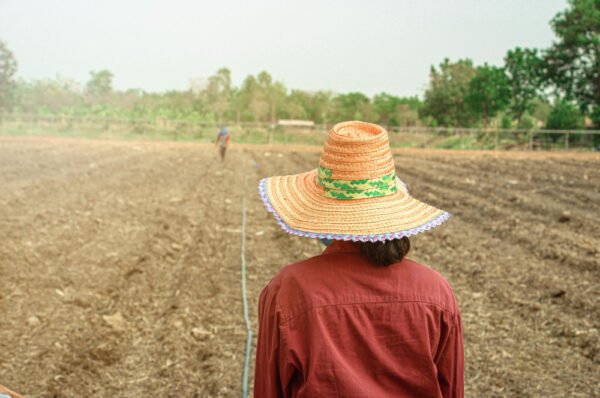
[255,121,463,397]
[215,126,231,161]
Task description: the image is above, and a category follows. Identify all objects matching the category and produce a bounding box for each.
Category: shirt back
[255,241,464,398]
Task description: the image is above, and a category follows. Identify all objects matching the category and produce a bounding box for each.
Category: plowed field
[1,137,598,397]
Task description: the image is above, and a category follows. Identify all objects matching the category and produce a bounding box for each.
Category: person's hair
[358,237,411,266]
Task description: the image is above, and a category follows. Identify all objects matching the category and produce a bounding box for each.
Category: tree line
[0,0,597,130]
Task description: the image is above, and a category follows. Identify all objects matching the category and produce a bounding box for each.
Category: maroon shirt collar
[323,240,360,255]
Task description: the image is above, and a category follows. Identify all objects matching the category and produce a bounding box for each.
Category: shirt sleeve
[254,285,285,398]
[434,311,464,398]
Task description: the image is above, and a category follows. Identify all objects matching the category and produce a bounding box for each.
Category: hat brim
[259,169,450,242]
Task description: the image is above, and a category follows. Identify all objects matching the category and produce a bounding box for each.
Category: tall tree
[236,71,288,122]
[86,69,114,98]
[331,92,371,122]
[543,0,600,126]
[259,71,287,124]
[466,64,511,126]
[546,99,584,130]
[15,78,83,114]
[309,91,333,124]
[504,48,543,125]
[372,93,421,127]
[0,40,18,112]
[421,59,476,127]
[238,75,265,121]
[203,67,233,122]
[284,90,311,120]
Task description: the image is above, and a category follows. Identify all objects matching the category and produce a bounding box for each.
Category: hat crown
[318,121,397,200]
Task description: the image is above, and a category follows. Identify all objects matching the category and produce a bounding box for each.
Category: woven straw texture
[259,121,450,241]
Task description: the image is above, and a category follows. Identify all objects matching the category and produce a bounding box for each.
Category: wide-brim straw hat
[258,121,450,242]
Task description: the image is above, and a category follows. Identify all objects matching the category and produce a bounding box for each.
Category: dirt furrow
[397,157,600,275]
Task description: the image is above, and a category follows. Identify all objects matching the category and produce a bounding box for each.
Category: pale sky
[0,0,566,97]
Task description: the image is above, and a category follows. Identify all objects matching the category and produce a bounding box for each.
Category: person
[255,121,463,397]
[215,126,231,161]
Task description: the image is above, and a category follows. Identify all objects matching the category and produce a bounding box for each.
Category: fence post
[565,131,570,150]
[528,130,533,150]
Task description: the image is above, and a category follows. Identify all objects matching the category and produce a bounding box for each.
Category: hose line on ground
[240,160,253,398]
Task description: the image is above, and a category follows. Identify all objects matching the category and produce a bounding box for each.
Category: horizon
[1,0,566,97]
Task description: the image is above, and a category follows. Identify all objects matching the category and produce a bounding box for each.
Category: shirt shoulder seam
[281,299,456,324]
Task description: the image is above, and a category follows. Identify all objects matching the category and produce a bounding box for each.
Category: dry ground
[0,137,599,397]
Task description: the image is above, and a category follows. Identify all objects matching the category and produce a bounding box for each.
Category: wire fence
[1,113,599,151]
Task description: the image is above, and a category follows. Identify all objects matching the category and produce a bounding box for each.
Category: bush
[500,114,512,129]
[518,113,536,130]
[590,106,600,129]
[546,100,583,130]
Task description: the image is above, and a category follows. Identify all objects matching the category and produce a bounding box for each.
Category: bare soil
[1,137,598,397]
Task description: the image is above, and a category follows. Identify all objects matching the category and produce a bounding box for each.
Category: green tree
[284,90,311,120]
[421,58,476,127]
[0,40,18,112]
[14,77,83,114]
[530,98,552,126]
[202,67,233,122]
[282,90,333,123]
[466,64,511,126]
[504,47,543,125]
[260,72,287,123]
[546,99,584,130]
[372,93,422,127]
[308,91,333,124]
[237,75,264,121]
[236,71,287,122]
[543,0,600,126]
[331,92,371,122]
[230,88,244,123]
[86,69,114,98]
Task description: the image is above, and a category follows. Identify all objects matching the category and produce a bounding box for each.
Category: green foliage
[308,91,334,124]
[14,78,83,114]
[421,58,477,127]
[504,47,543,124]
[372,93,421,127]
[331,92,371,121]
[543,0,600,121]
[530,98,552,125]
[518,114,537,130]
[546,100,584,130]
[0,40,18,112]
[201,67,232,123]
[6,0,599,131]
[13,77,211,122]
[591,106,600,127]
[278,90,333,123]
[234,70,287,123]
[500,113,513,129]
[86,70,114,98]
[466,64,511,126]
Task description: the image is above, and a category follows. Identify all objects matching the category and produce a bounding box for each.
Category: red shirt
[254,241,463,398]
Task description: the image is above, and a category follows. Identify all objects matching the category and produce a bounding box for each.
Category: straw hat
[258,121,450,242]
